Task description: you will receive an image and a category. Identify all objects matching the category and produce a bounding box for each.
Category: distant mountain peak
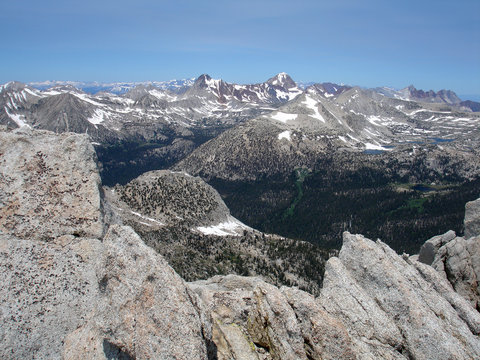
[400,85,461,104]
[196,74,212,82]
[193,74,224,90]
[267,73,297,89]
[0,81,27,93]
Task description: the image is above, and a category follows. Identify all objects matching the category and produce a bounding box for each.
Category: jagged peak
[266,72,297,88]
[400,85,461,104]
[192,74,225,90]
[196,74,212,82]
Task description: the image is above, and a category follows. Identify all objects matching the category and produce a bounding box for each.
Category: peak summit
[267,72,297,89]
[193,74,221,90]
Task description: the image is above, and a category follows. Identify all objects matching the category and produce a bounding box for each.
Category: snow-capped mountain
[1,74,305,142]
[174,81,480,181]
[2,74,479,185]
[259,84,480,152]
[186,73,302,104]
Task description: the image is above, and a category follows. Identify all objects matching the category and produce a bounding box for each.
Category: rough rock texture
[2,127,480,359]
[417,202,480,309]
[0,129,213,359]
[322,232,480,359]
[190,275,355,360]
[0,225,214,359]
[417,230,456,265]
[0,234,101,359]
[429,235,480,309]
[190,230,480,360]
[0,128,104,240]
[62,225,213,360]
[465,198,480,239]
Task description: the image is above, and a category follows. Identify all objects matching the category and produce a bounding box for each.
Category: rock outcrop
[0,226,213,359]
[190,232,480,359]
[0,128,104,240]
[0,129,214,359]
[416,198,480,310]
[190,275,356,360]
[430,235,480,310]
[327,232,480,359]
[465,197,480,239]
[62,225,213,360]
[417,230,457,265]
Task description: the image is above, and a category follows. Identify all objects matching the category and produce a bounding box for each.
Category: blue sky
[1,0,479,97]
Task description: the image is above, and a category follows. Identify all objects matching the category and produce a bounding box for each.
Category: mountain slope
[173,85,480,252]
[104,169,330,294]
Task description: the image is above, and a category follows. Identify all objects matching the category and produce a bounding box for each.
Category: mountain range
[1,73,479,253]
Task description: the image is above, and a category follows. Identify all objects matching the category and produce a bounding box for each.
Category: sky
[1,0,479,98]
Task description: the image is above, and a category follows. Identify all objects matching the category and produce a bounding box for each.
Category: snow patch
[302,95,325,123]
[73,93,106,107]
[5,109,30,128]
[367,115,386,126]
[130,210,164,226]
[271,112,298,123]
[278,130,291,141]
[364,142,392,151]
[87,109,109,126]
[196,216,250,236]
[171,171,193,178]
[275,88,302,101]
[24,88,42,97]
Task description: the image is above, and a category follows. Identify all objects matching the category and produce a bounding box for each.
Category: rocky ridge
[417,203,480,310]
[1,127,479,359]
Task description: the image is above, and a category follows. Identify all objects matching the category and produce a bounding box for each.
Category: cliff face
[0,128,479,359]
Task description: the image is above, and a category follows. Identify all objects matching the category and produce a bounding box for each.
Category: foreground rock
[417,199,480,310]
[190,275,355,360]
[0,128,104,240]
[0,226,213,359]
[189,232,480,359]
[325,232,480,359]
[0,129,213,359]
[430,235,480,309]
[465,198,480,239]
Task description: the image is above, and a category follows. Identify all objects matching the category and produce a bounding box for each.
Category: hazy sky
[1,0,479,96]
